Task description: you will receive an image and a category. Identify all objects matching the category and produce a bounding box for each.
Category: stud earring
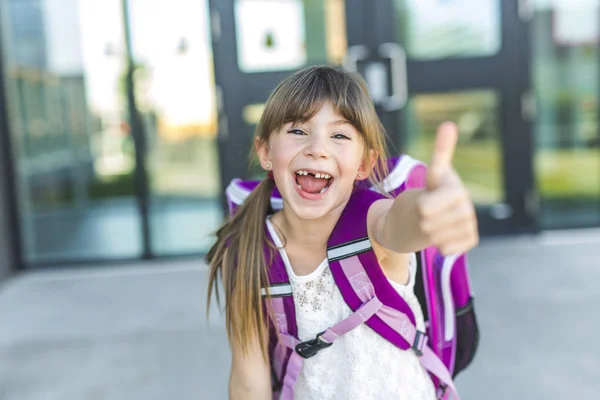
[357,173,362,178]
[266,163,271,169]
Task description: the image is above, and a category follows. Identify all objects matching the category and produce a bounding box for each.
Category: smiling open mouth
[294,170,333,194]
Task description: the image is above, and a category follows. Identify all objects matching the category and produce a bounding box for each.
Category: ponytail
[206,177,276,359]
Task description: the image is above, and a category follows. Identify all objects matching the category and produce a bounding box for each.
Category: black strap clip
[295,331,333,359]
[411,330,427,357]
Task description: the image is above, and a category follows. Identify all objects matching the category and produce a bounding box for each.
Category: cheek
[337,146,365,173]
[270,141,297,168]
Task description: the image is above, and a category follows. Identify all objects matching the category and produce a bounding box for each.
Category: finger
[438,235,479,256]
[420,202,476,236]
[427,218,478,250]
[430,121,458,171]
[427,122,459,191]
[418,184,468,219]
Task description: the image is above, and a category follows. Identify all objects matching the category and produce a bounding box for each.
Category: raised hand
[418,122,479,256]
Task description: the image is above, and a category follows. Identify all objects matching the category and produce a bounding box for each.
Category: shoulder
[344,188,392,241]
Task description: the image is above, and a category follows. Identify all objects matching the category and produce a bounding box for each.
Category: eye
[332,133,350,140]
[287,128,306,136]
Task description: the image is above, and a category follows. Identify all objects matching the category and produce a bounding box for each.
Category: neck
[273,201,348,253]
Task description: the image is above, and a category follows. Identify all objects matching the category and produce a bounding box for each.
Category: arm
[367,197,417,285]
[229,331,272,400]
[370,122,478,257]
[371,189,429,254]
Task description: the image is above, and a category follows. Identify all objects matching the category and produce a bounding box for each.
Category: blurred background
[0,0,598,399]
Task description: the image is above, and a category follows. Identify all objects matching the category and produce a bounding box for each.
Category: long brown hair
[206,65,390,358]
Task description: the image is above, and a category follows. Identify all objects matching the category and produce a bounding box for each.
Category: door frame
[0,1,22,274]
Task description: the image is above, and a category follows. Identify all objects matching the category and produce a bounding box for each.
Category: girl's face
[258,101,372,221]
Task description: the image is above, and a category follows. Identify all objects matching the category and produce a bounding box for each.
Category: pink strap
[276,333,298,350]
[280,350,303,399]
[420,346,459,400]
[321,296,383,342]
[270,298,303,400]
[378,305,458,399]
[340,256,460,400]
[377,305,428,353]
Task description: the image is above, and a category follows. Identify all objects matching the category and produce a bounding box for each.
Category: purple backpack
[225,155,479,400]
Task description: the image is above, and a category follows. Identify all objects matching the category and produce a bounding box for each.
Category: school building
[0,0,599,280]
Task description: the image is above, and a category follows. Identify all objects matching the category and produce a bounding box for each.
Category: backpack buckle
[295,331,333,359]
[411,330,428,357]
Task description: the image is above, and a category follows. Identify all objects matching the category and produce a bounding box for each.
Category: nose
[303,133,329,160]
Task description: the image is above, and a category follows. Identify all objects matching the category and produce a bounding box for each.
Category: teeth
[295,170,331,179]
[320,187,327,194]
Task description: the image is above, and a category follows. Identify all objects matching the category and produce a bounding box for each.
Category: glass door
[346,0,535,235]
[208,0,348,190]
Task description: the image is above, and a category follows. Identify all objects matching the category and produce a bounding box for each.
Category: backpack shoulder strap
[327,188,461,399]
[381,154,427,195]
[261,221,299,397]
[327,187,417,351]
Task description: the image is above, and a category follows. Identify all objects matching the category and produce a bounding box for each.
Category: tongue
[297,175,328,194]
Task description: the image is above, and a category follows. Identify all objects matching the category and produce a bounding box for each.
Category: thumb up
[418,122,479,256]
[427,122,458,191]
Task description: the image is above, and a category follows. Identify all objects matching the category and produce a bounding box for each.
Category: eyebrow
[329,119,352,127]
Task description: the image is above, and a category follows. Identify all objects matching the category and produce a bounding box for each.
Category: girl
[207,65,478,399]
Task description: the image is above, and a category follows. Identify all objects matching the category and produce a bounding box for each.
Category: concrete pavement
[1,229,599,400]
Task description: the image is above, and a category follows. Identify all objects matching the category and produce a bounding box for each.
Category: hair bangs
[278,70,340,128]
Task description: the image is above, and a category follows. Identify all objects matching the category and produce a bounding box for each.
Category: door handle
[343,45,368,72]
[378,42,408,111]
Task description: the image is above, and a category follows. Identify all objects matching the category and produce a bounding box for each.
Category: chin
[284,191,349,221]
[288,204,332,220]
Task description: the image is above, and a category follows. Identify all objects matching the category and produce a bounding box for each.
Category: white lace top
[266,219,436,400]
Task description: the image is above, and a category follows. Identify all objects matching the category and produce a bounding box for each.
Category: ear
[356,149,376,181]
[255,136,272,170]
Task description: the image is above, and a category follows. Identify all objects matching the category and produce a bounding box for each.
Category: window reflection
[395,0,501,60]
[403,90,503,205]
[234,0,347,73]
